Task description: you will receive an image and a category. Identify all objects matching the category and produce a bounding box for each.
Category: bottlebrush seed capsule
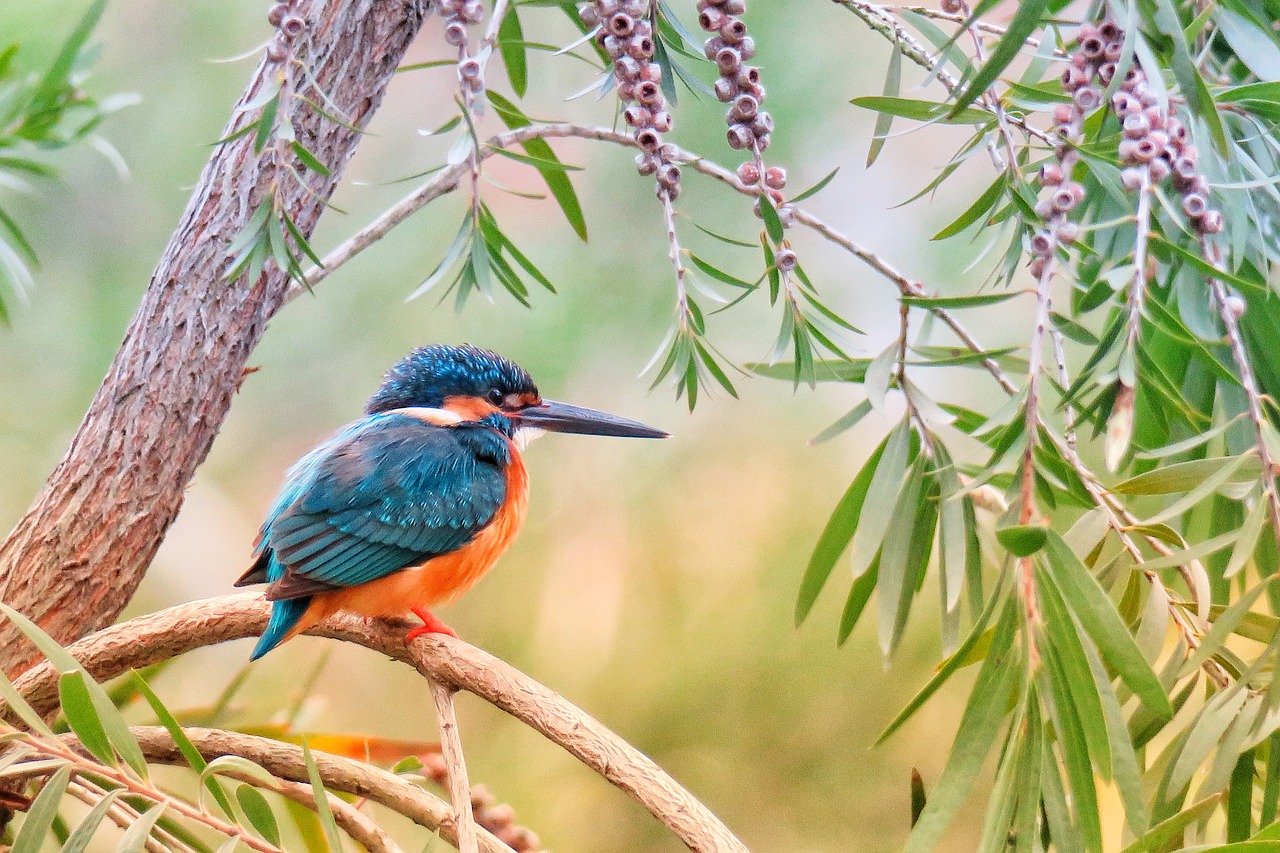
[1070,52,1087,70]
[723,0,745,12]
[1052,104,1075,125]
[941,0,962,12]
[615,56,640,78]
[1099,20,1122,42]
[738,36,756,60]
[658,143,680,161]
[774,248,798,272]
[1052,187,1080,211]
[1182,193,1208,218]
[623,105,650,127]
[716,46,742,74]
[1103,41,1121,62]
[1098,63,1116,83]
[1030,232,1053,255]
[1033,199,1054,218]
[578,3,599,26]
[1073,86,1101,111]
[1120,168,1144,191]
[1029,256,1048,279]
[1225,292,1245,316]
[1173,157,1198,180]
[461,0,484,22]
[267,2,288,25]
[1080,35,1104,58]
[751,112,774,136]
[764,166,786,189]
[1039,163,1064,186]
[1057,222,1080,244]
[444,21,467,45]
[1062,67,1087,91]
[599,0,619,14]
[704,36,725,60]
[640,62,662,82]
[658,163,681,187]
[713,77,736,102]
[727,125,752,149]
[636,80,661,105]
[1198,209,1224,234]
[635,153,657,176]
[1149,157,1170,183]
[650,110,672,132]
[733,93,759,120]
[637,128,661,151]
[699,8,726,31]
[1122,113,1149,139]
[280,14,306,37]
[609,12,635,37]
[737,66,761,87]
[620,0,647,15]
[722,19,747,43]
[630,36,654,59]
[777,204,795,227]
[737,162,760,184]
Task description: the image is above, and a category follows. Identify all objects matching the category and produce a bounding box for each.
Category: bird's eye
[487,388,505,406]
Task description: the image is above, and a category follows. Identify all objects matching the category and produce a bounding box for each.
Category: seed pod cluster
[580,0,682,198]
[696,0,793,234]
[421,755,545,851]
[438,0,486,95]
[265,1,306,63]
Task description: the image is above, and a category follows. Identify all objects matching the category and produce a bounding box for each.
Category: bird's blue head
[365,344,669,440]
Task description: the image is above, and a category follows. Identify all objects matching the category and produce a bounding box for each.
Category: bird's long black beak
[514,400,669,438]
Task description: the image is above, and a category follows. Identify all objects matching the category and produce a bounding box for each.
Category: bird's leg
[407,606,459,641]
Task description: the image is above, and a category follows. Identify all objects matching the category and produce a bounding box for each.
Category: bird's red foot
[406,606,458,641]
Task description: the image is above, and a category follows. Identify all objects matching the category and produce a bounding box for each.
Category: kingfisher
[235,344,667,660]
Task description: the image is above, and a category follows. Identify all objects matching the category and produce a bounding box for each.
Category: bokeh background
[0,1,1023,849]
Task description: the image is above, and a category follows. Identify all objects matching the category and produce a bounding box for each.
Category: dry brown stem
[11,593,751,853]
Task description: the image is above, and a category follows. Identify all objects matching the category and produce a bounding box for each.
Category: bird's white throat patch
[513,426,545,450]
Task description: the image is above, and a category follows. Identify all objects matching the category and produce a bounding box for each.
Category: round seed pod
[774,248,798,272]
[1224,292,1245,316]
[658,142,680,161]
[620,0,647,15]
[1080,35,1104,59]
[1062,66,1087,91]
[657,163,681,188]
[1073,86,1101,112]
[1052,103,1075,126]
[1167,120,1188,146]
[713,77,737,102]
[633,18,652,38]
[1142,106,1165,130]
[715,46,742,74]
[941,0,963,12]
[755,134,771,152]
[1117,139,1140,163]
[1102,41,1121,62]
[703,36,725,60]
[1039,163,1064,186]
[738,35,756,61]
[1173,156,1198,181]
[1053,182,1084,211]
[1078,22,1099,39]
[598,0,619,15]
[1070,51,1088,70]
[737,161,760,184]
[732,93,758,120]
[1029,256,1048,280]
[578,3,599,26]
[726,124,752,149]
[1033,198,1054,218]
[615,55,640,79]
[1181,192,1208,218]
[751,111,774,136]
[268,3,289,26]
[650,109,672,132]
[1112,92,1139,114]
[608,12,636,37]
[699,7,726,32]
[1056,222,1080,245]
[1120,167,1144,191]
[658,181,680,200]
[602,35,624,59]
[1131,137,1162,163]
[1030,231,1053,255]
[724,0,745,12]
[1121,67,1142,88]
[640,62,662,82]
[764,166,786,189]
[628,35,655,59]
[265,38,288,62]
[616,80,636,101]
[636,128,661,151]
[1133,84,1157,107]
[1122,113,1150,139]
[777,204,795,228]
[635,153,657,176]
[1098,62,1116,84]
[1197,209,1224,235]
[622,105,651,127]
[444,21,468,45]
[736,66,761,88]
[1148,156,1170,183]
[280,13,306,37]
[1099,20,1122,42]
[459,58,482,79]
[636,80,661,105]
[461,0,484,22]
[721,18,748,43]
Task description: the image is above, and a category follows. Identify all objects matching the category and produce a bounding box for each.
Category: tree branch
[0,0,429,677]
[10,593,750,853]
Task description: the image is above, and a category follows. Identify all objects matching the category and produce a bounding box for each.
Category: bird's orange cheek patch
[443,395,499,421]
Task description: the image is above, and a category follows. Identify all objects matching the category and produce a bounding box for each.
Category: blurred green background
[0,1,1026,849]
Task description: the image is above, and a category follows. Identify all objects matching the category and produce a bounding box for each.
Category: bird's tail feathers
[250,596,311,660]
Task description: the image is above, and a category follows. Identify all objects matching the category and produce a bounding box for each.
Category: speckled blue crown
[365,344,537,414]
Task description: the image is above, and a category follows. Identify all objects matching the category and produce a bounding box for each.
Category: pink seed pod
[444,21,468,45]
[650,110,672,132]
[1078,22,1100,39]
[602,35,624,59]
[1197,209,1224,234]
[737,162,760,184]
[1118,138,1140,163]
[578,2,599,26]
[1073,86,1101,112]
[1071,51,1088,70]
[1052,103,1075,126]
[636,128,661,151]
[619,0,647,15]
[1080,35,1105,58]
[703,36,725,60]
[1033,198,1054,218]
[623,105,651,127]
[1112,92,1139,115]
[1098,62,1116,84]
[1030,231,1053,255]
[635,153,657,176]
[1132,136,1163,163]
[1040,163,1064,186]
[699,7,727,32]
[1099,20,1122,42]
[1029,255,1048,279]
[1057,221,1080,244]
[736,65,761,87]
[658,142,680,161]
[1062,66,1087,91]
[632,18,652,38]
[628,35,655,59]
[941,0,963,12]
[777,203,796,227]
[732,93,759,120]
[738,36,756,60]
[751,111,774,136]
[1167,120,1188,145]
[745,81,766,101]
[1120,167,1144,191]
[458,58,482,80]
[1122,113,1150,139]
[765,166,787,189]
[609,12,636,37]
[1224,292,1245,316]
[1103,41,1121,62]
[774,248,798,272]
[461,0,484,22]
[1142,106,1165,130]
[616,80,635,101]
[727,125,752,149]
[1148,157,1170,182]
[657,163,681,188]
[1133,84,1157,106]
[640,62,663,83]
[721,18,748,43]
[658,181,681,200]
[1173,156,1198,181]
[716,46,742,74]
[723,0,745,12]
[713,77,737,102]
[598,0,619,13]
[1182,192,1208,218]
[615,55,640,79]
[1053,182,1084,211]
[636,80,661,105]
[267,3,288,26]
[755,134,771,152]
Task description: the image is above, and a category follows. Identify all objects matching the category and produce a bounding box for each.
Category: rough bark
[0,0,429,676]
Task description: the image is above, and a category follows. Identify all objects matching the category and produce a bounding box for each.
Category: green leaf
[13,765,72,853]
[1043,534,1173,719]
[931,176,1005,241]
[1216,9,1280,82]
[0,666,56,738]
[789,167,841,203]
[849,420,912,580]
[237,784,282,846]
[905,601,1021,853]
[302,739,344,853]
[28,0,107,117]
[996,524,1046,557]
[290,141,331,177]
[837,553,879,645]
[950,0,1048,115]
[60,789,119,853]
[899,291,1024,309]
[877,455,932,657]
[133,672,236,818]
[1111,454,1260,495]
[116,802,166,853]
[487,145,584,171]
[810,399,873,445]
[498,4,528,96]
[1119,795,1221,852]
[487,91,587,240]
[686,253,754,289]
[59,670,114,767]
[850,96,992,125]
[867,39,901,167]
[758,194,784,246]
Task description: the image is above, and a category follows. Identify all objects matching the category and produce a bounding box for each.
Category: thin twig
[894,6,1067,56]
[430,681,479,853]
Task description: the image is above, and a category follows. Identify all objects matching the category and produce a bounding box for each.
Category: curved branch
[12,593,750,853]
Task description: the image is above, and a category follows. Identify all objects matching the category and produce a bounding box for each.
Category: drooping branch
[0,0,428,677]
[11,593,751,853]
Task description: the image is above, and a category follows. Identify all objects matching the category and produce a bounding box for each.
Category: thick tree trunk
[0,0,429,676]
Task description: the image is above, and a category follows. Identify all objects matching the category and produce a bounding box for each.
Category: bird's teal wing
[245,412,509,597]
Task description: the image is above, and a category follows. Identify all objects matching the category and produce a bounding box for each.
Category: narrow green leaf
[497,4,528,96]
[877,456,930,656]
[237,785,282,846]
[950,0,1048,115]
[1044,534,1172,718]
[996,524,1047,557]
[758,194,784,246]
[810,399,873,446]
[789,167,841,203]
[59,670,114,767]
[487,145,584,171]
[837,555,879,645]
[900,291,1024,309]
[488,91,587,240]
[867,39,901,167]
[1118,795,1221,852]
[133,672,236,818]
[117,802,166,853]
[932,176,1005,241]
[59,789,119,853]
[28,0,107,116]
[849,420,912,579]
[302,739,344,853]
[851,96,991,125]
[1111,454,1259,495]
[13,765,72,853]
[290,141,331,177]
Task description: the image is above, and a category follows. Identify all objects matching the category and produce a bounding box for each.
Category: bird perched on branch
[236,344,668,660]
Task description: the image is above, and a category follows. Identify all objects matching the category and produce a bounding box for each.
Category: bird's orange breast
[296,444,530,630]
